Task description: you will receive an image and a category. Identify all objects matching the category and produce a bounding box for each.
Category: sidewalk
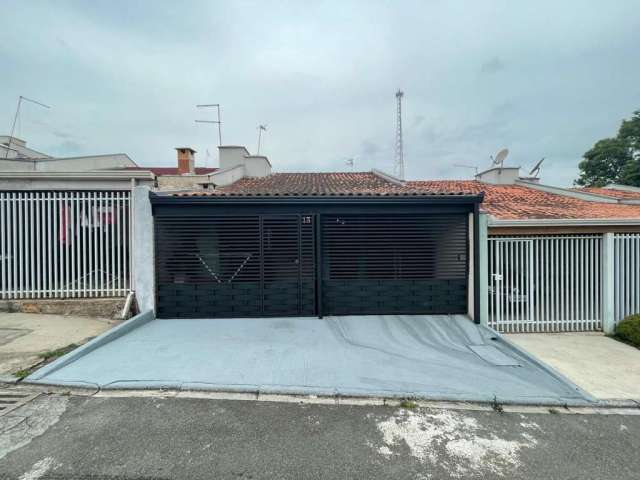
[0,313,114,377]
[506,332,640,401]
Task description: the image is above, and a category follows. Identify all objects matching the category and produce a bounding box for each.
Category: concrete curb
[25,379,593,407]
[479,324,598,404]
[25,310,154,382]
[0,374,19,385]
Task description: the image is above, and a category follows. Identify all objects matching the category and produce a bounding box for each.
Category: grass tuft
[13,343,79,381]
[39,344,79,361]
[399,400,418,410]
[14,369,32,380]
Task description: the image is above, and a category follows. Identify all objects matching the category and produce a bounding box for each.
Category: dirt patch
[0,298,125,319]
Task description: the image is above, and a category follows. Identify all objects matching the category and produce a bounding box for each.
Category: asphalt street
[1,391,639,479]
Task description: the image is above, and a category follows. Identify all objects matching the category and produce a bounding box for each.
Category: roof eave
[150,192,484,206]
[489,217,640,227]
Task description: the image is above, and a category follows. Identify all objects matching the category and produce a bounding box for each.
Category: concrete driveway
[26,315,592,405]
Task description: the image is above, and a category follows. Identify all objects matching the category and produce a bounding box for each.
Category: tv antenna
[5,95,51,159]
[453,164,479,175]
[345,157,355,171]
[529,157,545,177]
[490,148,509,169]
[195,104,222,146]
[256,124,267,154]
[394,89,405,180]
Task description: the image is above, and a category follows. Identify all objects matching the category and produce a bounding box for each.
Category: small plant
[491,396,504,413]
[14,369,32,380]
[399,400,418,409]
[13,343,79,382]
[39,344,79,361]
[615,314,640,349]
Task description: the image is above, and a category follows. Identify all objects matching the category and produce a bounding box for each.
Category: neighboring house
[0,137,152,306]
[0,135,137,172]
[406,171,640,334]
[115,146,269,191]
[0,135,51,159]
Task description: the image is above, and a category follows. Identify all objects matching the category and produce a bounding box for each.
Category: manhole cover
[0,389,40,416]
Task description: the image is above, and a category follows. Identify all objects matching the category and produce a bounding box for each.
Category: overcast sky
[1,1,639,185]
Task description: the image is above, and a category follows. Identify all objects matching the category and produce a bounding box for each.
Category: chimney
[176,147,196,175]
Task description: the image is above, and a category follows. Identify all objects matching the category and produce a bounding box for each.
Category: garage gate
[154,208,472,319]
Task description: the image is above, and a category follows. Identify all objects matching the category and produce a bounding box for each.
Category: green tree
[575,110,640,187]
[619,110,640,156]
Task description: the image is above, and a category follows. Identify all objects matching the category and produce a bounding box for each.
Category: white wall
[475,167,521,185]
[209,165,245,186]
[0,154,136,172]
[218,146,271,177]
[132,186,155,313]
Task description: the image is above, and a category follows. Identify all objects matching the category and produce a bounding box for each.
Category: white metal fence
[488,235,602,332]
[614,233,640,322]
[0,191,131,299]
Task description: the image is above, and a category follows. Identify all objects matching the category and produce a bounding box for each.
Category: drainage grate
[0,389,40,417]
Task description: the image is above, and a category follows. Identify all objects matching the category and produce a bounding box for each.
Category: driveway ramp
[26,314,593,405]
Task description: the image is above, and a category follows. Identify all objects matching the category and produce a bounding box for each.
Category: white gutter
[515,179,619,203]
[489,216,640,227]
[371,169,405,186]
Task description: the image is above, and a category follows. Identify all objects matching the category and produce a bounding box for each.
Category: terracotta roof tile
[168,173,640,221]
[574,187,640,201]
[174,172,475,197]
[407,181,640,220]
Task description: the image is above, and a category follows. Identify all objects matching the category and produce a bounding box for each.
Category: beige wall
[156,175,209,191]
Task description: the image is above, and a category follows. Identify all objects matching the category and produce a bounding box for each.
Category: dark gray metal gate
[155,214,315,318]
[321,213,468,315]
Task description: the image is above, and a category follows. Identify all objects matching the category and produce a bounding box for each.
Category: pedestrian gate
[488,235,602,332]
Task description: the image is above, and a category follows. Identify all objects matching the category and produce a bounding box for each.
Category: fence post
[132,186,155,314]
[478,212,489,326]
[602,232,615,334]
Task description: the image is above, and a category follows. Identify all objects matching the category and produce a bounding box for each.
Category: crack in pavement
[0,394,69,463]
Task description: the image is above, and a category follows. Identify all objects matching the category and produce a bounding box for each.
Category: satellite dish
[492,148,509,168]
[529,157,545,177]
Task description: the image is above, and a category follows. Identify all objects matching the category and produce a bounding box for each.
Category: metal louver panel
[155,214,315,318]
[262,215,315,316]
[321,214,468,315]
